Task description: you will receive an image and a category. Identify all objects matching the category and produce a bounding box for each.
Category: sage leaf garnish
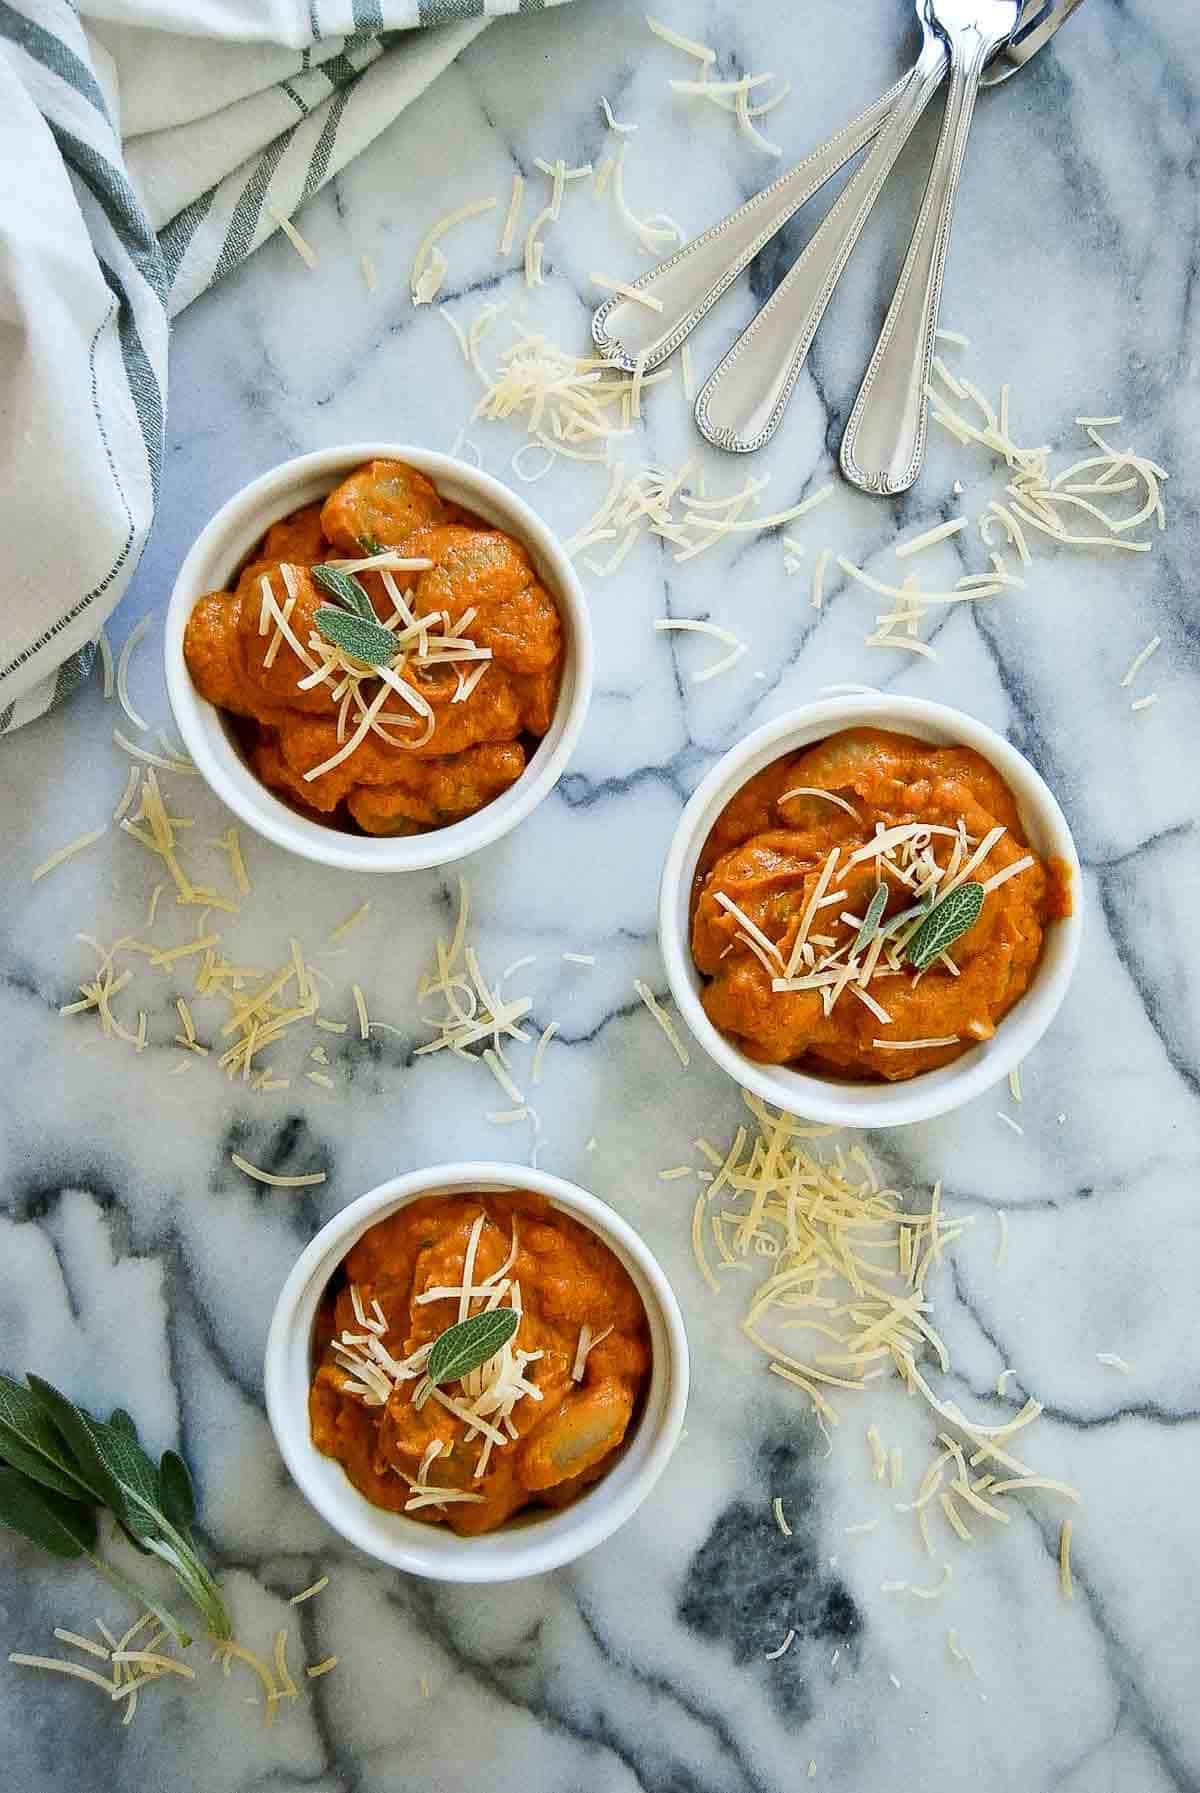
[312,564,378,623]
[852,882,889,958]
[905,882,985,972]
[314,605,398,668]
[426,1308,520,1390]
[357,532,386,556]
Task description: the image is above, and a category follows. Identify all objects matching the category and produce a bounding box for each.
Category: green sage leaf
[312,565,377,623]
[158,1450,196,1532]
[357,533,386,557]
[313,605,397,668]
[27,1377,159,1549]
[0,1467,97,1559]
[426,1308,520,1390]
[905,882,985,972]
[0,1375,101,1501]
[852,882,889,958]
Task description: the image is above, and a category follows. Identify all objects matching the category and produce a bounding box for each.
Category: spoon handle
[839,30,993,494]
[590,77,907,374]
[694,34,949,454]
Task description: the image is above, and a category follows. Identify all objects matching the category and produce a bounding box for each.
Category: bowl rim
[658,695,1083,1129]
[263,1161,690,1582]
[163,443,594,873]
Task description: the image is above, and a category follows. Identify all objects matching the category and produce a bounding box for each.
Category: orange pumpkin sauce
[183,460,564,835]
[692,728,1072,1082]
[309,1192,651,1535]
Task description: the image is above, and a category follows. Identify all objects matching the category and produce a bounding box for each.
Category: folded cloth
[0,0,570,736]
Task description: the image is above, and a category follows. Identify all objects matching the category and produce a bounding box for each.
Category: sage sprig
[852,882,889,958]
[313,605,399,668]
[905,882,985,971]
[311,564,377,622]
[0,1372,232,1645]
[426,1309,520,1390]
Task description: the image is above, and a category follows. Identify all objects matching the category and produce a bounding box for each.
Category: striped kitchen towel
[0,0,573,736]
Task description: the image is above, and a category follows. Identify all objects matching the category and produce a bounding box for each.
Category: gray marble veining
[2,1,1199,1787]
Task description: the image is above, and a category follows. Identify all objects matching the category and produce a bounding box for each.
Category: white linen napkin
[0,0,569,735]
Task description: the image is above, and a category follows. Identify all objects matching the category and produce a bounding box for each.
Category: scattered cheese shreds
[9,1653,117,1694]
[499,173,524,255]
[289,1576,329,1606]
[645,13,716,64]
[1096,1352,1131,1373]
[633,979,689,1066]
[32,828,107,883]
[267,205,319,270]
[410,197,497,303]
[231,1153,326,1189]
[590,272,664,312]
[115,616,152,732]
[773,1495,792,1537]
[685,1093,1080,1590]
[654,616,747,683]
[1059,1519,1074,1599]
[329,901,370,943]
[600,94,637,133]
[1121,633,1161,687]
[895,518,967,559]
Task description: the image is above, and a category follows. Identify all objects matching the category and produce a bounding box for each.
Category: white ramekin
[263,1163,689,1583]
[659,696,1083,1130]
[164,445,593,872]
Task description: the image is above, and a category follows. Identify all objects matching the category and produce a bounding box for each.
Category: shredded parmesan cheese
[1120,634,1161,687]
[633,979,689,1066]
[410,197,497,304]
[289,1575,329,1605]
[1059,1521,1074,1597]
[590,272,663,312]
[895,518,967,559]
[266,205,319,269]
[499,174,524,255]
[230,1153,326,1189]
[115,616,152,732]
[32,827,106,882]
[654,616,747,682]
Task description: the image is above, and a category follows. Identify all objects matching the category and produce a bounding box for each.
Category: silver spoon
[590,76,911,376]
[839,0,1022,493]
[592,0,1084,463]
[694,0,949,454]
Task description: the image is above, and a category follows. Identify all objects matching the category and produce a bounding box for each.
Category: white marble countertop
[3,1,1200,1788]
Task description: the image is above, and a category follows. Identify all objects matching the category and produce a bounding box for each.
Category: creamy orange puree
[692,728,1072,1082]
[310,1193,650,1535]
[183,460,563,834]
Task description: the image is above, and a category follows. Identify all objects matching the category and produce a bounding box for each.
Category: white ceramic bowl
[164,445,593,872]
[659,696,1082,1129]
[263,1163,689,1582]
